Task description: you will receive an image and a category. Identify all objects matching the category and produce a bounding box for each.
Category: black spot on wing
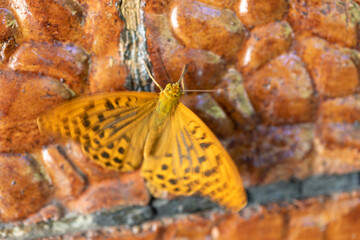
[98,113,105,122]
[101,151,110,159]
[157,174,164,180]
[84,101,95,111]
[92,125,100,132]
[200,142,211,149]
[118,147,125,154]
[199,156,206,163]
[99,131,105,138]
[105,99,115,110]
[169,179,177,185]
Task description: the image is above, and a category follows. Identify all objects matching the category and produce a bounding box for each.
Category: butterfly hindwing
[38,91,158,171]
[141,103,247,212]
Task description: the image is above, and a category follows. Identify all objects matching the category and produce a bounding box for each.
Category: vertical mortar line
[55,145,89,188]
[118,0,152,91]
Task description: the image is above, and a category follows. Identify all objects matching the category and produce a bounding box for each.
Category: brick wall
[1,0,360,239]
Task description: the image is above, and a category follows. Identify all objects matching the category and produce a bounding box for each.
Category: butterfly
[37,65,247,212]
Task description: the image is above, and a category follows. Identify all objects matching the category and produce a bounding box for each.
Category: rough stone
[295,37,358,98]
[244,53,316,125]
[8,41,89,94]
[0,154,52,222]
[169,0,246,61]
[238,21,293,73]
[234,0,288,28]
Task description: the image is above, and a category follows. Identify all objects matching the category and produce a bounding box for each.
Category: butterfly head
[163,83,183,100]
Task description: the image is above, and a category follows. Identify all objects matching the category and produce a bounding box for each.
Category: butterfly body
[38,78,247,212]
[153,83,183,128]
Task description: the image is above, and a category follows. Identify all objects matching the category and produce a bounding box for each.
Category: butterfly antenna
[177,65,188,90]
[183,89,228,94]
[144,62,163,91]
[154,47,172,83]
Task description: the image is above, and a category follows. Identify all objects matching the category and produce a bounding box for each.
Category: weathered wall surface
[0,0,360,239]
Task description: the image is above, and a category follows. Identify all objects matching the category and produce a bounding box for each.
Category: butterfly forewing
[38,92,158,171]
[38,82,247,212]
[141,103,247,212]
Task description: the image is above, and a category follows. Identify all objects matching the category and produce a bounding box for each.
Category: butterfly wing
[141,103,247,212]
[38,91,158,171]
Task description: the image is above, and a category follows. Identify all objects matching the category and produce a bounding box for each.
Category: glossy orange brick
[163,48,226,90]
[66,170,149,214]
[213,68,256,130]
[288,192,360,240]
[8,0,84,42]
[0,154,51,222]
[145,12,186,88]
[145,11,226,90]
[24,203,63,225]
[88,56,128,93]
[314,96,360,173]
[234,0,288,28]
[8,41,89,94]
[217,207,284,240]
[197,0,236,9]
[226,124,314,186]
[145,0,171,14]
[245,53,316,125]
[216,192,360,240]
[288,0,359,47]
[81,0,124,56]
[0,71,73,152]
[318,95,360,124]
[313,124,360,176]
[295,37,358,98]
[169,0,246,61]
[238,21,293,73]
[38,145,86,202]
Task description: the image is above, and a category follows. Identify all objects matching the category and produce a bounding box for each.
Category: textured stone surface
[8,0,84,42]
[39,145,86,202]
[0,8,16,41]
[244,53,316,125]
[314,95,360,174]
[0,154,51,222]
[8,41,89,94]
[169,0,246,61]
[0,71,73,152]
[88,56,128,93]
[288,0,360,47]
[234,0,288,28]
[238,21,293,73]
[66,171,150,214]
[213,68,256,130]
[295,37,358,98]
[226,124,314,186]
[0,0,360,237]
[43,142,151,214]
[218,192,360,240]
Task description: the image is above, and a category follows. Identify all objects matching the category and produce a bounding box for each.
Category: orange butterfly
[37,65,247,212]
